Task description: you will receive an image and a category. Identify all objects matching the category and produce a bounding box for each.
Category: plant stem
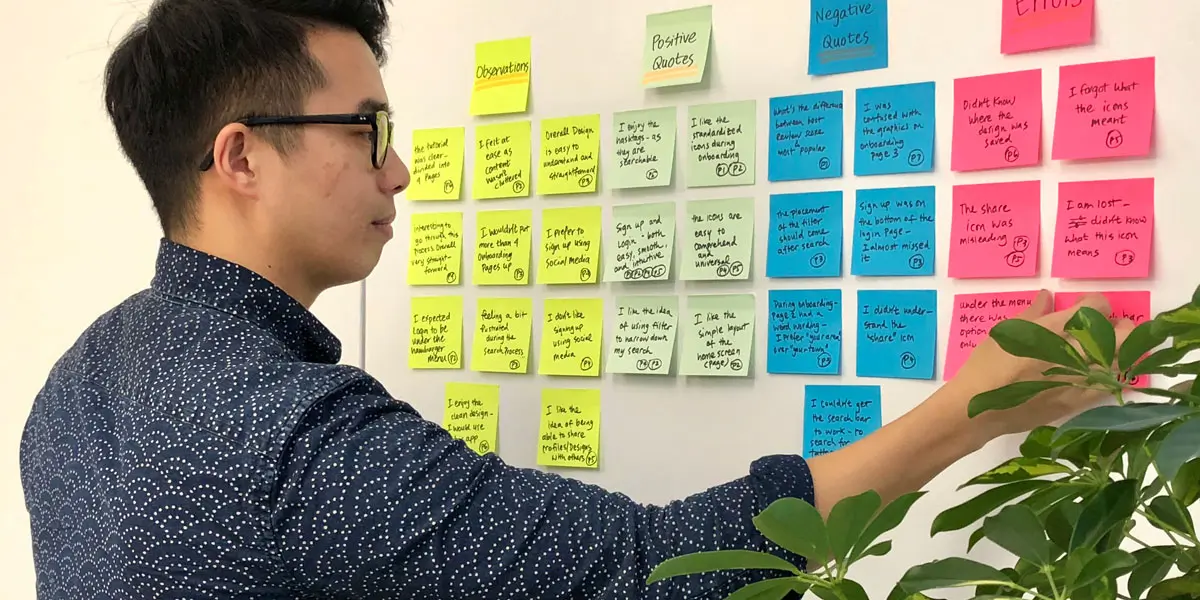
[1114,387,1126,405]
[1043,566,1063,600]
[1126,533,1179,561]
[1136,507,1199,546]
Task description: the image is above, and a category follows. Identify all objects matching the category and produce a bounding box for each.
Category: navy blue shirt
[20,239,816,598]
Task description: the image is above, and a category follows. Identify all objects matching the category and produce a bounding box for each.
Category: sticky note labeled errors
[852,186,935,276]
[444,382,499,455]
[408,211,463,285]
[952,69,1042,171]
[473,120,531,199]
[808,0,889,75]
[470,37,531,116]
[540,206,602,284]
[683,197,754,281]
[1002,0,1094,55]
[538,298,603,377]
[768,289,842,375]
[804,385,881,458]
[539,115,600,195]
[1052,57,1155,161]
[475,209,533,285]
[538,388,600,469]
[1051,178,1154,279]
[857,289,937,380]
[681,294,755,377]
[607,295,679,375]
[408,127,465,200]
[643,5,712,88]
[854,82,935,175]
[687,100,756,187]
[472,297,533,374]
[769,91,844,181]
[612,106,677,189]
[604,201,676,282]
[409,296,463,369]
[948,181,1040,278]
[767,191,843,278]
[945,291,1040,380]
[1055,290,1151,387]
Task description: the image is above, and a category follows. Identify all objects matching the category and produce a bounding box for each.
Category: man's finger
[1038,292,1113,331]
[1016,289,1053,320]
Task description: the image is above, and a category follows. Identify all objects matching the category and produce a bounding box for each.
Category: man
[19,0,1131,598]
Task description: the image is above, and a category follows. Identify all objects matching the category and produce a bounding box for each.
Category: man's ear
[208,123,258,195]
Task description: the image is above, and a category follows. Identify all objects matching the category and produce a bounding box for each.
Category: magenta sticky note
[952,69,1042,171]
[945,290,1041,380]
[1054,290,1151,387]
[1051,57,1155,161]
[1001,0,1094,55]
[949,181,1041,278]
[1051,178,1154,279]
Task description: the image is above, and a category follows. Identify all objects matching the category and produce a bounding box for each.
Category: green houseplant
[646,285,1200,600]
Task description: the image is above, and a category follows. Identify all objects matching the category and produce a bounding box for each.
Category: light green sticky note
[539,206,601,284]
[681,294,755,377]
[606,295,679,375]
[643,5,712,88]
[682,197,753,281]
[687,100,756,187]
[604,201,675,282]
[611,107,677,189]
[539,114,600,195]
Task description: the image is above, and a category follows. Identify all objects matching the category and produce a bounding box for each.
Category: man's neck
[171,232,321,309]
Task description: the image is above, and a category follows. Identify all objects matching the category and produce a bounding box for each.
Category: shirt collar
[150,238,342,364]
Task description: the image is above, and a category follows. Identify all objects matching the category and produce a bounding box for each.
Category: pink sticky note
[1051,178,1154,279]
[952,69,1042,171]
[1055,290,1151,387]
[1001,0,1095,55]
[1052,57,1155,160]
[945,291,1041,380]
[949,181,1041,278]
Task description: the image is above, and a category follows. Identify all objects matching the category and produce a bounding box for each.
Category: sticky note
[408,211,463,285]
[539,114,600,195]
[682,197,754,281]
[643,5,712,88]
[945,291,1040,380]
[607,295,679,375]
[856,289,937,380]
[473,120,531,199]
[851,186,935,276]
[948,181,1041,278]
[539,206,601,284]
[408,127,465,200]
[769,91,844,181]
[409,296,463,369]
[612,107,677,189]
[687,100,756,187]
[681,294,755,377]
[538,298,603,377]
[803,385,881,458]
[1002,0,1094,55]
[538,388,601,469]
[951,69,1042,171]
[854,82,935,176]
[808,0,888,75]
[470,37,531,116]
[472,297,533,373]
[443,382,499,455]
[604,201,676,282]
[1051,178,1154,279]
[1052,57,1155,160]
[475,209,533,285]
[767,191,843,278]
[1055,290,1151,387]
[768,289,842,375]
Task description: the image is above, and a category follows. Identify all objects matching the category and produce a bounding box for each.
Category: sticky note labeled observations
[808,0,888,75]
[1055,290,1151,387]
[948,181,1041,278]
[768,289,842,375]
[682,197,754,281]
[604,201,676,282]
[473,120,531,199]
[408,127,465,200]
[952,69,1042,171]
[945,291,1040,380]
[470,37,531,116]
[687,100,756,188]
[409,296,463,369]
[681,294,755,377]
[1052,57,1155,161]
[851,186,935,276]
[1002,0,1094,55]
[803,385,881,458]
[607,295,679,375]
[443,382,499,455]
[857,289,937,380]
[643,5,712,88]
[612,106,677,189]
[769,91,844,181]
[1051,178,1154,279]
[539,114,600,195]
[767,192,843,278]
[475,209,533,285]
[538,388,601,469]
[854,81,935,175]
[408,211,463,285]
[538,298,603,377]
[472,297,533,373]
[540,206,602,284]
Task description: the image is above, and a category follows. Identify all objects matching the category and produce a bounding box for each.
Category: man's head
[104,0,409,305]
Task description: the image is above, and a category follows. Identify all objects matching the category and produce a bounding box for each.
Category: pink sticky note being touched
[945,291,1041,380]
[952,69,1042,171]
[1052,178,1153,279]
[949,180,1041,278]
[1055,290,1151,387]
[1001,0,1094,55]
[1052,57,1155,160]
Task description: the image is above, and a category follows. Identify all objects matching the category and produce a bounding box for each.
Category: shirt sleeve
[270,389,816,600]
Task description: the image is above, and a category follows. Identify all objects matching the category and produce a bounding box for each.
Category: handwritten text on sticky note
[769,91,844,181]
[475,209,532,285]
[444,382,499,455]
[1002,0,1094,55]
[952,69,1042,171]
[949,181,1040,278]
[808,0,888,75]
[683,197,754,281]
[1052,57,1155,160]
[643,5,712,88]
[612,106,677,189]
[767,192,843,278]
[408,127,464,200]
[607,295,679,375]
[408,211,463,285]
[768,289,842,375]
[538,388,601,468]
[1052,178,1154,279]
[687,100,756,187]
[855,81,935,175]
[540,206,601,284]
[470,37,531,116]
[681,294,755,377]
[409,296,463,369]
[945,291,1039,380]
[604,201,675,282]
[856,289,937,380]
[472,297,533,373]
[1055,290,1151,387]
[804,385,881,458]
[473,120,530,199]
[538,298,603,377]
[539,114,600,195]
[851,186,935,276]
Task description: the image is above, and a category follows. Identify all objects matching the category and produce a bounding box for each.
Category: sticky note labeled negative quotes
[408,211,463,285]
[539,298,603,377]
[1051,178,1154,279]
[539,114,600,195]
[643,5,712,88]
[948,180,1040,278]
[473,120,531,199]
[607,295,679,375]
[1052,57,1155,161]
[768,91,844,181]
[681,294,755,377]
[945,291,1040,380]
[766,191,843,278]
[408,127,465,200]
[856,289,937,380]
[472,297,533,374]
[803,385,881,458]
[1002,0,1094,55]
[409,296,463,369]
[952,69,1042,171]
[768,289,842,376]
[851,186,936,277]
[611,106,677,189]
[470,36,531,115]
[854,81,935,175]
[687,100,757,188]
[1055,290,1151,387]
[808,0,888,75]
[443,382,500,455]
[538,388,601,469]
[540,205,602,284]
[474,209,533,285]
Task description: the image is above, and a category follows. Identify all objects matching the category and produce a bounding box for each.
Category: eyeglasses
[198,110,393,171]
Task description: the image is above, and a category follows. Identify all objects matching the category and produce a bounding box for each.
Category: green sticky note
[611,106,677,189]
[604,201,675,282]
[687,100,756,187]
[472,297,533,373]
[681,294,755,377]
[606,295,679,375]
[538,388,600,469]
[643,5,712,88]
[470,37,531,116]
[539,206,601,284]
[407,127,464,200]
[473,120,531,199]
[443,382,499,455]
[538,298,603,377]
[408,211,463,285]
[539,114,600,195]
[474,209,532,285]
[682,197,753,281]
[409,296,463,369]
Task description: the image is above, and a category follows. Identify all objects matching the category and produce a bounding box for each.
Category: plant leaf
[1065,306,1117,367]
[1019,426,1055,458]
[958,457,1071,489]
[1119,319,1168,371]
[856,540,892,559]
[1150,360,1200,378]
[825,489,880,566]
[1043,500,1083,555]
[1129,547,1181,600]
[982,504,1054,566]
[1172,458,1200,507]
[1043,366,1084,377]
[988,318,1089,369]
[1148,572,1200,600]
[1155,415,1200,480]
[723,577,799,600]
[931,480,1050,536]
[849,491,924,562]
[1052,403,1199,441]
[896,557,1013,595]
[968,381,1074,418]
[751,497,828,564]
[1147,495,1196,537]
[645,550,800,584]
[1068,479,1139,553]
[1130,345,1194,376]
[1070,549,1136,592]
[828,579,869,600]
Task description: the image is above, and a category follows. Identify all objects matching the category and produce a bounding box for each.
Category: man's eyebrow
[357,98,392,116]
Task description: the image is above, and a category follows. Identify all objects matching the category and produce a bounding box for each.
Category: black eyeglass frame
[198,111,392,171]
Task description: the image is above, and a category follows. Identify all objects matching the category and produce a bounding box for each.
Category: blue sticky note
[768,289,842,375]
[767,192,843,278]
[768,92,844,181]
[856,289,937,380]
[854,81,935,176]
[851,186,935,276]
[808,0,889,76]
[803,385,881,458]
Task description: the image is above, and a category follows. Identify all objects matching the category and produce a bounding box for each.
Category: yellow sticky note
[538,206,601,284]
[444,382,500,455]
[538,115,600,195]
[475,209,533,285]
[473,121,531,199]
[538,298,603,377]
[407,127,464,200]
[473,297,533,373]
[409,296,463,369]
[538,387,600,469]
[408,211,463,285]
[470,37,531,116]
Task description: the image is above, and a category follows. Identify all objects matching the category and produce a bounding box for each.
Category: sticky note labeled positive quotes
[1052,57,1155,160]
[768,289,842,375]
[473,120,531,199]
[409,296,463,369]
[604,201,675,282]
[470,36,531,116]
[855,81,935,175]
[612,106,677,189]
[952,69,1042,171]
[472,297,533,374]
[539,114,600,195]
[1002,0,1094,55]
[688,100,756,187]
[607,295,679,375]
[945,291,1040,380]
[683,197,753,281]
[767,191,843,278]
[681,294,755,377]
[948,181,1040,278]
[443,382,499,455]
[808,0,888,75]
[408,211,463,285]
[857,289,937,380]
[769,91,844,181]
[851,186,935,276]
[538,388,601,469]
[538,298,603,377]
[408,127,464,200]
[1052,178,1154,279]
[803,385,881,459]
[540,206,601,284]
[1055,290,1151,387]
[643,5,711,88]
[475,209,532,285]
